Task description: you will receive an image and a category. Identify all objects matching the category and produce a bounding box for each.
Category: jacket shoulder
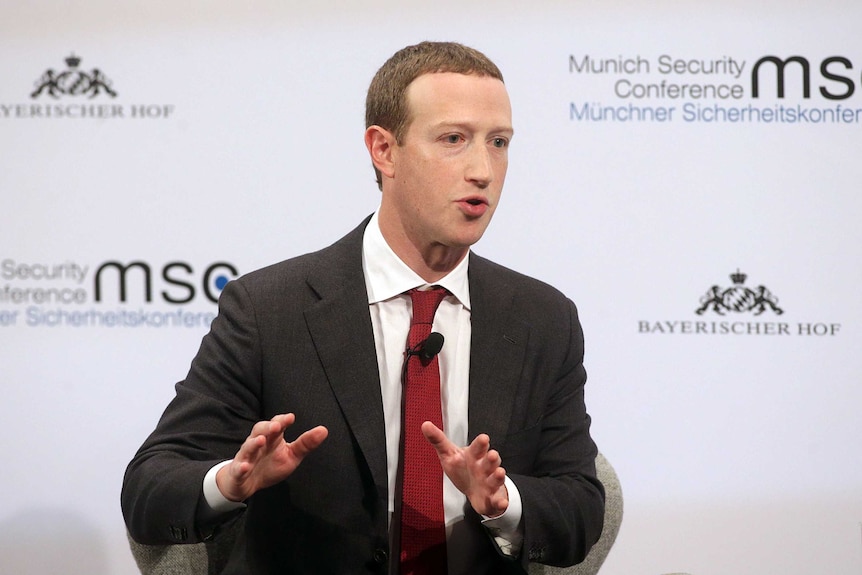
[229,217,369,300]
[469,252,575,308]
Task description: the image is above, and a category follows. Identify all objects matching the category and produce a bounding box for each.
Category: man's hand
[216,413,328,502]
[421,421,508,518]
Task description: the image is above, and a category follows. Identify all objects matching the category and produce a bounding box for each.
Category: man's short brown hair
[365,41,504,189]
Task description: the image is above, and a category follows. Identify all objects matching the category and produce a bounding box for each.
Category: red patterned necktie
[399,287,448,575]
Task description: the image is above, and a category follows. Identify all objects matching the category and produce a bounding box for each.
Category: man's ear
[364,125,397,180]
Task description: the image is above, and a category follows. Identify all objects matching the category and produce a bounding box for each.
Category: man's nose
[465,144,493,187]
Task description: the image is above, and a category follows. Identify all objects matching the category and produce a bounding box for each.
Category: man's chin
[455,220,493,247]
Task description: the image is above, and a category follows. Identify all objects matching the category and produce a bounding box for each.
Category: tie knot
[408,287,448,326]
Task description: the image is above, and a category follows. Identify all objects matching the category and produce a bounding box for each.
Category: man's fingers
[420,421,450,448]
[248,420,273,438]
[249,413,294,441]
[467,433,491,460]
[247,414,298,454]
[265,414,296,444]
[238,414,319,466]
[235,433,267,463]
[488,465,506,485]
[289,426,329,459]
[219,416,325,502]
[483,449,502,470]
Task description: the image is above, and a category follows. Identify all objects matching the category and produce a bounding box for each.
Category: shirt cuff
[480,476,524,557]
[203,460,247,513]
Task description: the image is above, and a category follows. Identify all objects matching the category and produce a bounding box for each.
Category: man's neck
[401,244,468,283]
[377,215,468,283]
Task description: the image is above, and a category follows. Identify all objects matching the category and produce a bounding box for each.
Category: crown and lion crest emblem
[31,54,117,99]
[695,270,784,316]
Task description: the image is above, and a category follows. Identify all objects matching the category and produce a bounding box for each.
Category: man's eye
[491,138,508,148]
[445,134,462,144]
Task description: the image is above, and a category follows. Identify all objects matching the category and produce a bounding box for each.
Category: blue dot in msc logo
[202,262,239,303]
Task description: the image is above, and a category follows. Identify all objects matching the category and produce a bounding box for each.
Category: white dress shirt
[362,212,522,558]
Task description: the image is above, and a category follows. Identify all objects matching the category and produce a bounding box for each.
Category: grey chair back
[528,451,624,575]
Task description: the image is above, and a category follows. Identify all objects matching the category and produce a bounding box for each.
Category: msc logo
[752,55,858,100]
[31,54,117,99]
[695,270,784,316]
[93,261,238,304]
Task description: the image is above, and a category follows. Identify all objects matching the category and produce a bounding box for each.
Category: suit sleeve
[507,299,605,568]
[121,279,263,544]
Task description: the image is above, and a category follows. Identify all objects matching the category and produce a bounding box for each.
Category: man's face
[379,72,513,260]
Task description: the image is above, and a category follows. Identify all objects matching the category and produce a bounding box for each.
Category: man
[122,41,604,574]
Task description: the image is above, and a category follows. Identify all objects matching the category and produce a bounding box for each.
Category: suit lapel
[303,219,389,493]
[467,254,529,448]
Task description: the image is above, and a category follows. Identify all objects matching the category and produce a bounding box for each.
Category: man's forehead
[405,72,511,116]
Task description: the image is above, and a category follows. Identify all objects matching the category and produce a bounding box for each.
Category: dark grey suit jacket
[122,218,604,574]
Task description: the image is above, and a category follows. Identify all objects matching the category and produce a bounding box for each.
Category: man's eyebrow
[431,121,514,135]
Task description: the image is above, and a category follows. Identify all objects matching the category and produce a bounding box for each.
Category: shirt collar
[362,212,471,310]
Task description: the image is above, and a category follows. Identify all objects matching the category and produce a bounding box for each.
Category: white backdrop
[1,1,860,574]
